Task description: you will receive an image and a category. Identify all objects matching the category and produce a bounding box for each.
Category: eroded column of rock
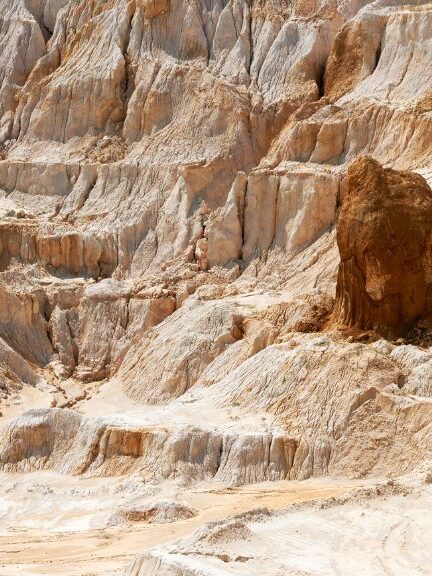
[333,156,432,337]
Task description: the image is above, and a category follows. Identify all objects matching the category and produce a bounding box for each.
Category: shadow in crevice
[23,0,54,44]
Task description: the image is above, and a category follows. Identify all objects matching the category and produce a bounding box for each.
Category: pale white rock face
[73,279,176,381]
[0,337,41,402]
[406,361,432,397]
[244,165,339,260]
[0,1,432,574]
[389,345,432,374]
[206,172,246,268]
[0,0,47,139]
[119,299,244,403]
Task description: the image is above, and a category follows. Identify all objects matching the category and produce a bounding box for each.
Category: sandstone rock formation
[333,157,432,337]
[1,1,432,574]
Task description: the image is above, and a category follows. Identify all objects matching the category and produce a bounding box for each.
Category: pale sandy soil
[248,490,432,576]
[1,357,429,576]
[0,475,366,576]
[0,364,429,576]
[0,195,18,217]
[148,484,432,576]
[1,385,52,422]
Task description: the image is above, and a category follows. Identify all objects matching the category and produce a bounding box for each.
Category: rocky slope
[1,0,432,574]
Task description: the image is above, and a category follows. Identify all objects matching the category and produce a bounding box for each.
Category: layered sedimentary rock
[0,0,431,470]
[2,329,432,484]
[1,1,432,573]
[333,157,432,337]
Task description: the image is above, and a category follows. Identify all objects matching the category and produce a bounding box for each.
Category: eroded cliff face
[1,1,432,574]
[334,157,432,337]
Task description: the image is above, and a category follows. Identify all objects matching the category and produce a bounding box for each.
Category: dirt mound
[109,501,197,526]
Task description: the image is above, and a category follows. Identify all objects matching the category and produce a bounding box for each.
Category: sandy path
[0,478,365,575]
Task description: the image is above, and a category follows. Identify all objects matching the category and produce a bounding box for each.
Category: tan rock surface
[0,0,432,573]
[333,157,432,337]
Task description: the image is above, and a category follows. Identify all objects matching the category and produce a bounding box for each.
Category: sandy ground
[2,369,275,434]
[249,489,432,576]
[150,484,432,576]
[0,475,366,575]
[0,360,429,576]
[1,385,52,422]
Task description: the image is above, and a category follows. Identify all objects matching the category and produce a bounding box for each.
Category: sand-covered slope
[128,467,432,576]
